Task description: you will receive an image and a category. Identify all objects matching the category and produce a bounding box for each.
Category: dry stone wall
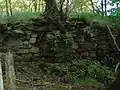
[0,23,40,61]
[0,21,119,63]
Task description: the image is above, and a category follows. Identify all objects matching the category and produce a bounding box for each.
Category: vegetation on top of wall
[0,12,41,22]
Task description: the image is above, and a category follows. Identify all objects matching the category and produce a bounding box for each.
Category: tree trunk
[104,0,107,15]
[38,0,41,12]
[44,0,59,17]
[33,0,37,12]
[43,0,66,34]
[90,0,95,13]
[5,0,9,15]
[101,0,104,16]
[8,0,12,15]
[5,50,16,90]
[0,53,4,90]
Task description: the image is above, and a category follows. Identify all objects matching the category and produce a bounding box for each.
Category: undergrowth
[38,59,115,90]
[15,59,115,90]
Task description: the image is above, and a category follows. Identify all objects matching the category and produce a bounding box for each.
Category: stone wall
[0,22,40,61]
[0,21,119,63]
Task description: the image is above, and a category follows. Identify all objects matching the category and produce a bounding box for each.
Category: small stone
[13,30,24,34]
[20,36,27,41]
[29,47,40,53]
[71,42,79,49]
[27,36,31,40]
[29,38,36,44]
[24,44,32,49]
[53,31,60,35]
[7,26,12,30]
[17,49,29,54]
[18,44,31,49]
[25,44,32,48]
[14,55,23,60]
[90,33,96,37]
[22,54,32,60]
[7,39,23,46]
[34,53,39,56]
[28,44,32,48]
[26,31,32,35]
[23,41,29,45]
[31,33,37,38]
[46,33,53,39]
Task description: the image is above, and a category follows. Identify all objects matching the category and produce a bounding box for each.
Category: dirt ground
[12,61,98,90]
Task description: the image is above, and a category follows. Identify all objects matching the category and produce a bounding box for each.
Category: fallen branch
[107,25,120,52]
[106,25,120,73]
[16,79,30,84]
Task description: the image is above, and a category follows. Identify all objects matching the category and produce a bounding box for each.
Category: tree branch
[107,25,120,52]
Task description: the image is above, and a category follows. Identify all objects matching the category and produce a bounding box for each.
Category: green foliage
[79,77,104,89]
[112,0,120,3]
[0,12,41,22]
[70,12,94,21]
[69,60,115,85]
[41,59,115,89]
[69,12,110,26]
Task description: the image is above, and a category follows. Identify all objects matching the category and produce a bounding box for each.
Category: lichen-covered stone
[25,31,32,35]
[71,42,79,49]
[31,33,37,38]
[34,53,39,56]
[29,38,36,44]
[23,41,29,45]
[29,47,40,53]
[21,54,32,60]
[20,36,27,41]
[16,49,29,54]
[13,30,24,34]
[7,39,23,46]
[27,36,31,40]
[46,33,53,39]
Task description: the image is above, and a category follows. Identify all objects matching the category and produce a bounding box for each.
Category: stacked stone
[0,23,40,61]
[0,20,119,62]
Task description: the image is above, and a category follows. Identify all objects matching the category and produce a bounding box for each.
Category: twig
[16,79,30,84]
[16,79,55,86]
[106,25,120,72]
[115,62,120,73]
[107,25,120,51]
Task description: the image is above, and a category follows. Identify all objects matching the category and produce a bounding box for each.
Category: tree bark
[44,0,59,17]
[101,0,104,16]
[0,53,4,90]
[5,0,9,15]
[43,0,66,34]
[33,0,37,12]
[90,0,95,13]
[8,0,12,15]
[104,0,107,15]
[5,50,16,90]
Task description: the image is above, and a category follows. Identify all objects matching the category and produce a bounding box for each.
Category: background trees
[0,0,118,16]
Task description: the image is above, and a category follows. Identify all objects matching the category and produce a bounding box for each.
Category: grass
[0,12,41,22]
